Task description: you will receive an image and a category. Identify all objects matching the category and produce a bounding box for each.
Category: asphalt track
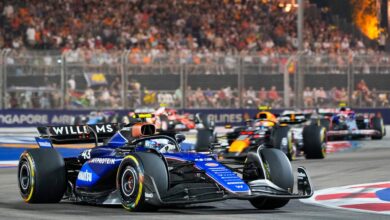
[0,133,390,219]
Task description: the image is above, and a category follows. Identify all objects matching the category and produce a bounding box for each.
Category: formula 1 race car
[221,111,326,160]
[73,111,121,125]
[124,107,195,132]
[275,111,327,160]
[316,107,386,140]
[18,122,313,211]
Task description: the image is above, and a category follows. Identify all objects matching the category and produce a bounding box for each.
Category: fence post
[238,55,243,109]
[348,54,354,107]
[182,61,187,109]
[121,50,129,109]
[294,52,304,108]
[283,54,296,108]
[60,53,66,109]
[1,50,10,109]
[0,50,4,109]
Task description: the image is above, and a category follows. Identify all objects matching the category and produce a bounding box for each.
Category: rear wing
[37,123,121,144]
[278,113,310,124]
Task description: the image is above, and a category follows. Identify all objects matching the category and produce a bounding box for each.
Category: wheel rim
[19,162,31,191]
[121,166,137,197]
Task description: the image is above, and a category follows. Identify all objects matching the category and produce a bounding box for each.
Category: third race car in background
[124,107,196,132]
[315,107,386,141]
[215,110,326,160]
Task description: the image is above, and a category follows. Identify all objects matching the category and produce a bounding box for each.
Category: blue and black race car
[17,121,313,211]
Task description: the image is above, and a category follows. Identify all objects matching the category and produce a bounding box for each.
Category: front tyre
[117,155,148,211]
[303,125,326,159]
[272,126,294,160]
[245,149,294,209]
[18,149,66,203]
[371,117,385,140]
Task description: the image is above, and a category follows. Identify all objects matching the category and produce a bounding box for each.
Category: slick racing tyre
[117,152,168,211]
[303,124,326,159]
[159,115,170,131]
[318,118,330,131]
[244,148,294,209]
[272,126,294,160]
[18,149,67,203]
[371,117,385,140]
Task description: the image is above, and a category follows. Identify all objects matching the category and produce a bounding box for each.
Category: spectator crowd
[1,0,390,110]
[1,0,384,58]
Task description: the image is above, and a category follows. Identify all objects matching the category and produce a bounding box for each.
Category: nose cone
[229,139,250,153]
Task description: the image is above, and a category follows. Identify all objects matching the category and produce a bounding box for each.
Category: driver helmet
[254,120,275,128]
[256,111,277,123]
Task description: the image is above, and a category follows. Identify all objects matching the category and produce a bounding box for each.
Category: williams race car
[18,122,313,211]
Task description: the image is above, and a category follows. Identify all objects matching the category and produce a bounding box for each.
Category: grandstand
[0,0,389,109]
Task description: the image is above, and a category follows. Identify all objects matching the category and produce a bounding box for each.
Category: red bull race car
[222,111,326,161]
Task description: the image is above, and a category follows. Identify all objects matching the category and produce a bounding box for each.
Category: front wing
[327,129,380,137]
[143,167,313,206]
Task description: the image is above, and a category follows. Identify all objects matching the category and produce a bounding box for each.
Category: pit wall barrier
[0,108,389,127]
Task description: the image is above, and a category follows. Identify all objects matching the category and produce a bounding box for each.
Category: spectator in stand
[244,86,257,108]
[194,87,206,107]
[303,86,314,107]
[67,75,76,92]
[84,87,96,107]
[203,88,215,107]
[99,87,111,106]
[258,87,268,105]
[356,79,369,92]
[268,86,281,107]
[174,88,182,107]
[315,87,327,106]
[339,87,348,103]
[378,92,389,107]
[216,88,227,108]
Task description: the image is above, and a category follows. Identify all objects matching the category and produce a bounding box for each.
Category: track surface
[0,134,390,219]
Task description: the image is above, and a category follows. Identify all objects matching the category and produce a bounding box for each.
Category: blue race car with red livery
[18,120,313,211]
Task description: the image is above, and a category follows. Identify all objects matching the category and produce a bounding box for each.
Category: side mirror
[175,133,186,144]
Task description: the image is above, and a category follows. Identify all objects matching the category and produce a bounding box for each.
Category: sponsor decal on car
[78,169,92,182]
[50,124,114,135]
[90,158,116,165]
[205,162,219,167]
[35,137,53,148]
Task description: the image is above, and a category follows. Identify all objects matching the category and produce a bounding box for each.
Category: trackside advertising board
[0,108,389,127]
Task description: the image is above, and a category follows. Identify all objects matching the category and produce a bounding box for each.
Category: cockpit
[134,137,179,153]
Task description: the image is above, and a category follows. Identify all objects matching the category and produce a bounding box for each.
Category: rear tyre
[244,148,293,209]
[159,115,170,131]
[371,117,385,140]
[117,153,168,211]
[18,149,67,203]
[318,118,330,131]
[303,125,326,159]
[272,126,294,160]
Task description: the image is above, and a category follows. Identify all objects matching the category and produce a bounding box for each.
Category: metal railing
[1,49,390,109]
